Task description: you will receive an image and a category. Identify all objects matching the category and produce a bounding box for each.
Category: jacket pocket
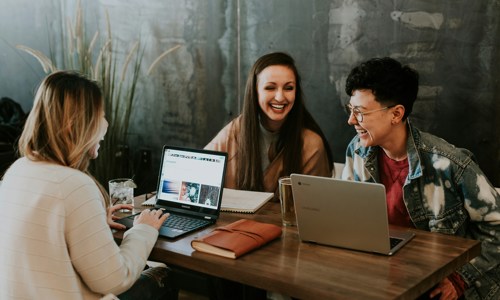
[428,203,468,235]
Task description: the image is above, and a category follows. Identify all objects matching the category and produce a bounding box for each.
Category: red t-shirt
[379,151,467,296]
[378,151,413,228]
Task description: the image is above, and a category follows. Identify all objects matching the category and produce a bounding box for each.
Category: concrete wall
[1,0,499,188]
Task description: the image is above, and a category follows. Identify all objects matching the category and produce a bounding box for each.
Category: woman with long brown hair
[206,52,333,195]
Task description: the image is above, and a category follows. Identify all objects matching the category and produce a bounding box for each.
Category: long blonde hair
[18,71,109,205]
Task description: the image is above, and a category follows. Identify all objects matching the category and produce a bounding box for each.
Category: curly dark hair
[345,57,419,120]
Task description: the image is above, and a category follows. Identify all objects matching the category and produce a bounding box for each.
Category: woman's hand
[134,209,170,230]
[107,204,134,230]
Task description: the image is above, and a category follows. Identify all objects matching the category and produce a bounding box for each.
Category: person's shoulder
[5,158,99,201]
[302,128,323,145]
[38,159,95,188]
[215,116,241,137]
[411,127,475,163]
[9,157,85,179]
[205,116,241,150]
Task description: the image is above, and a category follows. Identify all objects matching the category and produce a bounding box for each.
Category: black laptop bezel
[153,145,228,220]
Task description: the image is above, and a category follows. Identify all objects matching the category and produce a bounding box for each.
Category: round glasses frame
[344,104,396,122]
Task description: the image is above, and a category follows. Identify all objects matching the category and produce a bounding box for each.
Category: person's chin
[89,147,100,159]
[358,136,374,148]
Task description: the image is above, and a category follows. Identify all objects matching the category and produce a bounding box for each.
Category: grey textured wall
[1,0,499,189]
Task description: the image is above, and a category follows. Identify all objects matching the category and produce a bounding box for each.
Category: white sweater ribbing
[0,158,158,299]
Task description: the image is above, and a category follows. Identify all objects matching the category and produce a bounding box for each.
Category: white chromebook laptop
[290,174,415,255]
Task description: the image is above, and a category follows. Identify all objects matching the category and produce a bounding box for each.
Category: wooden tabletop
[113,195,481,300]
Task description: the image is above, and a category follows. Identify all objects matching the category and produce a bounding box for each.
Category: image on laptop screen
[155,146,227,216]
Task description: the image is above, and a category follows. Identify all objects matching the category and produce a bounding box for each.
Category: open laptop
[117,145,228,239]
[290,174,415,255]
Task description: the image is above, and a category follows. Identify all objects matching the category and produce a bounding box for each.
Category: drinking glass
[108,178,136,209]
[278,176,296,226]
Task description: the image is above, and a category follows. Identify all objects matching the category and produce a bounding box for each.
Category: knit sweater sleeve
[64,175,158,296]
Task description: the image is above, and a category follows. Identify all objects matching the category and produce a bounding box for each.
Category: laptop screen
[155,145,228,218]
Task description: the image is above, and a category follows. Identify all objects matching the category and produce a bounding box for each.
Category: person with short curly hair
[343,57,500,300]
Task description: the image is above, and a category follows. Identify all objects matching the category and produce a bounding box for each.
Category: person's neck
[260,119,281,133]
[380,122,408,161]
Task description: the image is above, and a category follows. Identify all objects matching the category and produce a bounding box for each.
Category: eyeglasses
[344,104,395,122]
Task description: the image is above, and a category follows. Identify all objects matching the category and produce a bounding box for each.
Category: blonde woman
[0,71,175,299]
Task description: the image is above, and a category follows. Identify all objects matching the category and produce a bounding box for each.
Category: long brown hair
[18,71,109,205]
[236,52,333,190]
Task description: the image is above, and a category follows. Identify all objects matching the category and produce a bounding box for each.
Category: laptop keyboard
[125,210,211,232]
[390,237,403,249]
[161,214,211,231]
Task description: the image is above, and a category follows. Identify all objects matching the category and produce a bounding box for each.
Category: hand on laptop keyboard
[134,208,170,230]
[107,203,135,230]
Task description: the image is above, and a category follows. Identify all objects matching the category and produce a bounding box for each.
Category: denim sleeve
[457,162,500,286]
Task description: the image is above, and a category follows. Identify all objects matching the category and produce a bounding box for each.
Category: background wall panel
[1,0,498,189]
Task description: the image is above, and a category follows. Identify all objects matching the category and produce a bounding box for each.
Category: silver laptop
[117,145,228,239]
[290,174,415,255]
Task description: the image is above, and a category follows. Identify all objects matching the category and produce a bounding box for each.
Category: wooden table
[113,196,481,300]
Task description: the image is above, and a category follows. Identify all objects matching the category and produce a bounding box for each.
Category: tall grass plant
[17,1,180,185]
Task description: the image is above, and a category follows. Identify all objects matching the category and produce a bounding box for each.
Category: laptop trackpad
[159,226,186,238]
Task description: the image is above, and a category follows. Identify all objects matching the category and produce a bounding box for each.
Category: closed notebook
[143,188,274,213]
[191,219,282,259]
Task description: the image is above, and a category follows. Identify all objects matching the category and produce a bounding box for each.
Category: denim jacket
[342,120,500,300]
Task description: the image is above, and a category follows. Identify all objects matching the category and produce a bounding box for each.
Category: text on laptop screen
[157,148,225,209]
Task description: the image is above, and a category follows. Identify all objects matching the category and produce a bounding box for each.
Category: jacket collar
[354,119,423,180]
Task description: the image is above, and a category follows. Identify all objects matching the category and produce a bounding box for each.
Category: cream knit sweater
[0,158,158,299]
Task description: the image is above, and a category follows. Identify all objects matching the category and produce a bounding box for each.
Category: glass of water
[108,178,137,209]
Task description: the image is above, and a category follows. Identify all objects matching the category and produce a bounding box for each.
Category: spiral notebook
[220,188,273,213]
[143,188,273,214]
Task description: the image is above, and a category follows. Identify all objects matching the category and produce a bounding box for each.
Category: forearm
[458,222,500,285]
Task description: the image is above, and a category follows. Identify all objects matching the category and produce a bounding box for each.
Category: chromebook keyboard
[390,237,403,249]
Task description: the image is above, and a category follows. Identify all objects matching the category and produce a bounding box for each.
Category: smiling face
[256,65,296,132]
[347,89,395,148]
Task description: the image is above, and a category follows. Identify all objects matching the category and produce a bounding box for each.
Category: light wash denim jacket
[342,120,500,300]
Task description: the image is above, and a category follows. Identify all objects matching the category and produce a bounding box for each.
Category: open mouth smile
[270,104,285,110]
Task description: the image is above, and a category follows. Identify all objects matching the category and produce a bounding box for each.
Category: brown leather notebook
[191,219,282,259]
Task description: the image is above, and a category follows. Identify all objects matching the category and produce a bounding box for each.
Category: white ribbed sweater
[0,158,158,299]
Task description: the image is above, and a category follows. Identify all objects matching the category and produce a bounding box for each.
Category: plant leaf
[15,45,56,73]
[146,44,181,75]
[88,31,99,58]
[120,41,139,82]
[94,39,111,80]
